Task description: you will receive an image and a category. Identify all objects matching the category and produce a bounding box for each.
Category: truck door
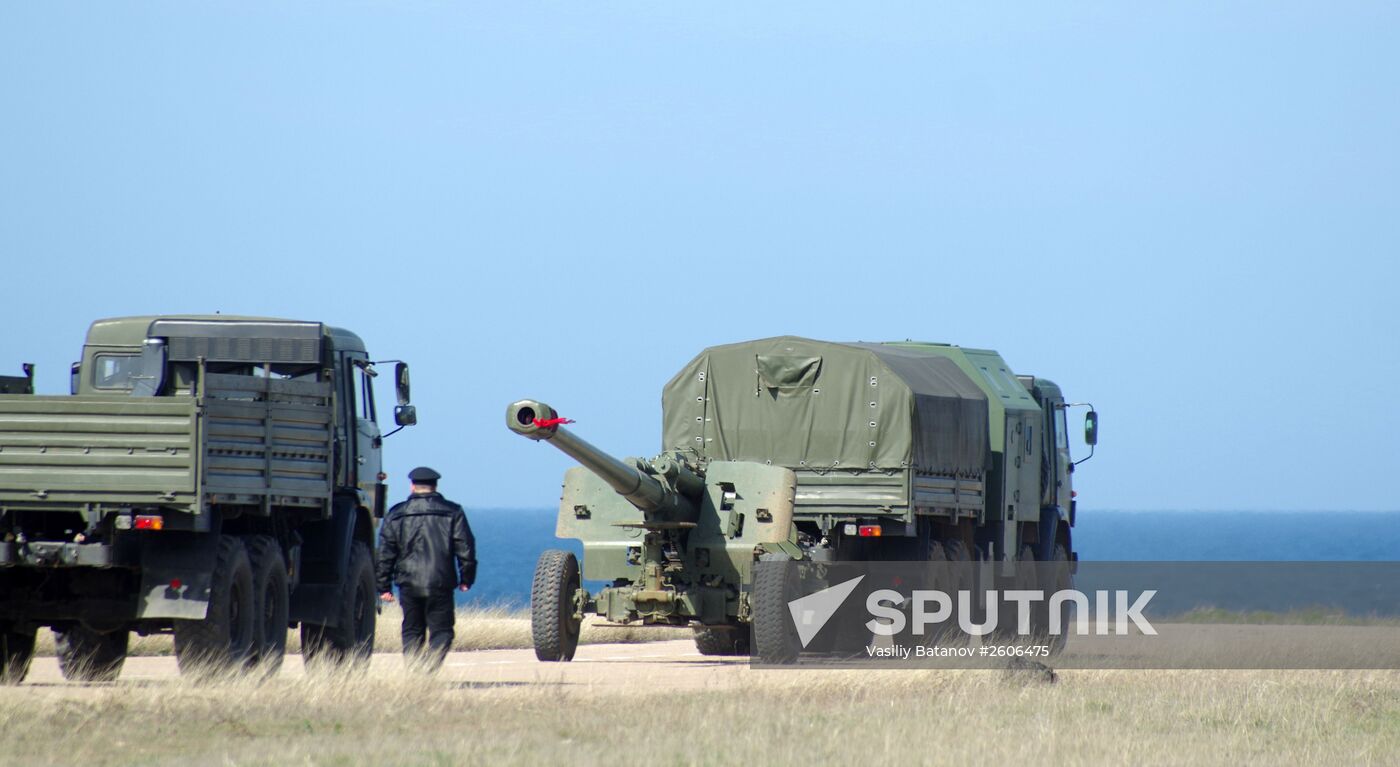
[351,359,382,511]
[1053,403,1072,511]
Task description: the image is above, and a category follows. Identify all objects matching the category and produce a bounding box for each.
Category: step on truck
[0,316,418,683]
[508,336,1097,662]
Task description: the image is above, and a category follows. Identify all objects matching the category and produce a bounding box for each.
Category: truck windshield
[93,354,140,389]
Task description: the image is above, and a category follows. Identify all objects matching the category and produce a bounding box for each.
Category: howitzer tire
[301,542,376,671]
[531,549,582,662]
[693,625,751,656]
[243,535,289,675]
[752,552,802,664]
[54,626,129,682]
[174,535,255,677]
[0,626,36,685]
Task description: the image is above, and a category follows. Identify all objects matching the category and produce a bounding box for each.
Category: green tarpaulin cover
[663,337,988,477]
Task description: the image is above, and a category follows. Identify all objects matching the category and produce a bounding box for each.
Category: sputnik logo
[786,576,865,647]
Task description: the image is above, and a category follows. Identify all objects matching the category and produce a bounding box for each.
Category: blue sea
[455,509,1400,608]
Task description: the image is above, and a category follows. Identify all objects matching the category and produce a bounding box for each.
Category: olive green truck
[0,316,417,683]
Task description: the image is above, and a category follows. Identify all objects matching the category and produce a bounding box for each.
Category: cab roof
[85,315,365,354]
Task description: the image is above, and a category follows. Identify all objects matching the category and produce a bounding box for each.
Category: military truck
[0,316,418,683]
[509,336,1096,662]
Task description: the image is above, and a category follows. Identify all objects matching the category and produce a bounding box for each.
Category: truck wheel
[692,625,750,656]
[1040,544,1073,655]
[243,535,289,675]
[940,538,974,647]
[54,626,129,682]
[174,535,255,677]
[752,552,802,664]
[531,549,581,662]
[990,545,1039,645]
[0,627,36,685]
[301,542,376,671]
[918,539,952,647]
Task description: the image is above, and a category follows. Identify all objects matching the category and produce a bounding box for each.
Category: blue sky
[2,3,1396,510]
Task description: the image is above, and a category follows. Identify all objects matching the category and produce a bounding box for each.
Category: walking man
[376,466,477,672]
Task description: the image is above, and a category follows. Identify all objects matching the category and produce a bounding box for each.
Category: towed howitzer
[507,399,799,661]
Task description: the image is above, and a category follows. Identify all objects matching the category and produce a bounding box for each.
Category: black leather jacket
[375,492,477,595]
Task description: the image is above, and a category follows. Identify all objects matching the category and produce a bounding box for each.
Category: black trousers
[399,589,455,672]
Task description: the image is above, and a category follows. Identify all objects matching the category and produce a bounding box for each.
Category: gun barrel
[507,399,667,512]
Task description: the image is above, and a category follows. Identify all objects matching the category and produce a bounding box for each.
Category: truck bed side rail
[0,396,198,507]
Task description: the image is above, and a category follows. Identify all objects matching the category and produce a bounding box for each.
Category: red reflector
[170,579,182,590]
[858,525,882,537]
[134,515,164,531]
[377,472,388,482]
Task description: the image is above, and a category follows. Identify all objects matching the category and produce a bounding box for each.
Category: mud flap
[135,534,220,620]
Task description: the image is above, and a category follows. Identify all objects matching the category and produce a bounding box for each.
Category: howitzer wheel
[752,552,802,664]
[531,550,582,662]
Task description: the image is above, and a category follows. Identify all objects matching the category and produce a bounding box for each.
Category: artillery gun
[509,336,1096,663]
[507,399,798,661]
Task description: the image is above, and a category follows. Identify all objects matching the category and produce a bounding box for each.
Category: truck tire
[174,535,255,677]
[918,539,952,647]
[692,625,750,656]
[54,626,129,682]
[301,542,376,671]
[940,538,974,647]
[752,552,802,664]
[1040,543,1073,655]
[990,545,1039,645]
[531,549,581,662]
[0,627,36,685]
[243,535,289,675]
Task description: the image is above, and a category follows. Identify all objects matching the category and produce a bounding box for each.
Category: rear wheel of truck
[918,539,953,648]
[531,549,581,662]
[692,625,751,656]
[940,538,974,648]
[301,542,376,671]
[174,535,255,678]
[0,626,36,685]
[243,535,289,676]
[990,545,1039,646]
[54,626,129,682]
[752,552,802,664]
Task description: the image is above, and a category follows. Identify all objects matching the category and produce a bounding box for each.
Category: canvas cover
[662,337,988,476]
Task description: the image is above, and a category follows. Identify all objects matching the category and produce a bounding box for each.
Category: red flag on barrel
[533,417,575,428]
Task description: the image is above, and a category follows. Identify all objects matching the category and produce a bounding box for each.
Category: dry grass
[2,665,1398,765]
[32,604,685,657]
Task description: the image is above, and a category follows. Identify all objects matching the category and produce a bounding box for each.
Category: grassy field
[2,664,1398,765]
[31,604,687,657]
[9,610,1399,765]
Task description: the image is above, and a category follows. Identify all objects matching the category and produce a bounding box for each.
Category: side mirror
[395,362,411,406]
[70,362,81,395]
[394,404,418,427]
[1084,410,1099,446]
